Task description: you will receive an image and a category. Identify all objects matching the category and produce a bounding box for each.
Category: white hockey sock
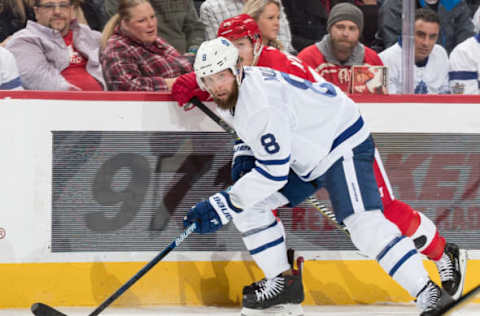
[242,219,289,279]
[232,194,290,279]
[344,210,429,298]
[411,212,437,253]
[377,235,430,297]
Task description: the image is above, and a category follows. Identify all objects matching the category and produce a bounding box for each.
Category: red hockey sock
[383,200,446,261]
[383,200,421,237]
[422,231,446,261]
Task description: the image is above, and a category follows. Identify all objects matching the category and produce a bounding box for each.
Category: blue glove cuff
[231,155,256,182]
[217,191,243,214]
[233,139,254,159]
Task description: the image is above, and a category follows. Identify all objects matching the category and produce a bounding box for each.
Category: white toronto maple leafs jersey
[449,34,480,94]
[227,66,370,210]
[379,42,450,94]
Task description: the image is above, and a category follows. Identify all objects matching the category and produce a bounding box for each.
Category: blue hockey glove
[231,139,255,182]
[184,192,241,234]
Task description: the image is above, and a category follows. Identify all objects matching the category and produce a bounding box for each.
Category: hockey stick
[436,284,480,315]
[188,97,349,237]
[31,223,197,316]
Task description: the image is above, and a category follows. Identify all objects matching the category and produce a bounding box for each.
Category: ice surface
[0,304,478,316]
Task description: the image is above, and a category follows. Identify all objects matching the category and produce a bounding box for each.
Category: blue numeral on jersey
[261,68,278,81]
[280,72,337,97]
[261,133,280,154]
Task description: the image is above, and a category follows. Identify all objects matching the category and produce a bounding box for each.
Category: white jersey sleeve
[379,44,402,94]
[449,35,480,94]
[428,45,450,94]
[0,47,23,90]
[228,67,369,210]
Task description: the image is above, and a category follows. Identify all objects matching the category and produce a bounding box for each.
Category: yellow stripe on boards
[1,260,479,308]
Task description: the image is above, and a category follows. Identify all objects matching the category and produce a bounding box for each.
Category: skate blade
[240,304,303,316]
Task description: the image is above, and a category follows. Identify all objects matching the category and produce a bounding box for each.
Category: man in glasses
[6,0,105,90]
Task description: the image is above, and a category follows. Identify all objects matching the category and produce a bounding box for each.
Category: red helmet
[217,14,263,63]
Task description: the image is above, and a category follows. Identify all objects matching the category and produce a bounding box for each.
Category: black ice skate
[417,280,455,316]
[434,243,466,299]
[241,250,304,316]
[242,249,297,297]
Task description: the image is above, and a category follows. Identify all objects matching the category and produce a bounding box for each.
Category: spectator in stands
[375,0,474,54]
[6,0,105,90]
[0,46,23,90]
[449,32,480,94]
[322,0,382,48]
[379,8,449,94]
[280,0,328,52]
[242,0,293,52]
[77,0,108,31]
[356,0,381,48]
[0,0,35,45]
[199,0,294,53]
[105,0,204,56]
[297,2,384,93]
[101,0,192,91]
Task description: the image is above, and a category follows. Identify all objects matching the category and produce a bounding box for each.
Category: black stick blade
[436,284,480,315]
[31,303,68,316]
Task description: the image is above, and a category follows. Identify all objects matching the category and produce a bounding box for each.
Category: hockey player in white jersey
[171,13,465,302]
[449,33,480,94]
[177,37,454,316]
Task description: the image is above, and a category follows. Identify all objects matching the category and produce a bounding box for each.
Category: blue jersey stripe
[389,249,417,276]
[249,236,284,255]
[330,117,364,152]
[0,77,22,90]
[377,236,405,261]
[254,166,288,181]
[257,155,290,165]
[449,71,478,81]
[242,220,278,238]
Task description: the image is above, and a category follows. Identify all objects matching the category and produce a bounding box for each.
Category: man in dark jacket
[375,0,474,54]
[281,0,329,52]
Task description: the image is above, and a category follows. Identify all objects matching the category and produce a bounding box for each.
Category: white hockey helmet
[194,37,240,91]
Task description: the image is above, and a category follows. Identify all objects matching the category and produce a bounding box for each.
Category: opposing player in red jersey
[170,14,321,107]
[217,15,320,82]
[171,13,465,300]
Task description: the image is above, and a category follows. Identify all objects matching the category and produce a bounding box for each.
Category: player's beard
[213,81,239,111]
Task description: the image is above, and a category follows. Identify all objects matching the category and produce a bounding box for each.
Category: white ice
[0,304,479,316]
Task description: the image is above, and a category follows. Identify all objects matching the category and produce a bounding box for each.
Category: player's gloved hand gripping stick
[188,97,350,237]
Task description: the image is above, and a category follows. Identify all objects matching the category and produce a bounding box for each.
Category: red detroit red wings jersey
[297,44,383,93]
[257,46,321,82]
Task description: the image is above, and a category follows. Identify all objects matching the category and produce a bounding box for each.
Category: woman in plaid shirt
[100,0,193,91]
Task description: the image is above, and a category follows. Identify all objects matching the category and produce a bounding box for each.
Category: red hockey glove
[171,72,211,110]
